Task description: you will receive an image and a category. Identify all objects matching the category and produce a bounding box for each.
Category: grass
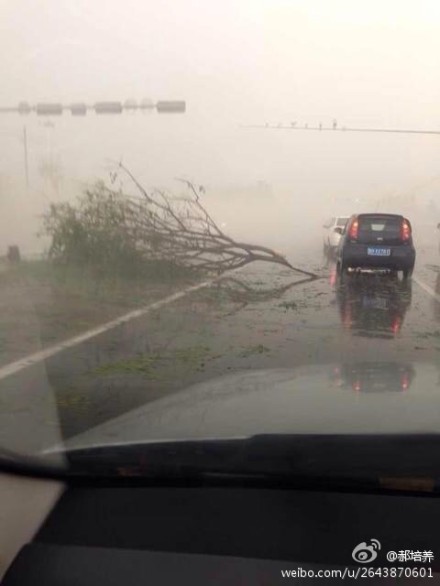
[92,345,212,379]
[278,301,299,311]
[240,344,271,358]
[82,342,273,385]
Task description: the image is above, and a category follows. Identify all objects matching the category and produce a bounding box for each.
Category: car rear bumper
[341,243,415,270]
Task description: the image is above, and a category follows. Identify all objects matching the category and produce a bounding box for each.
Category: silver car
[323,216,350,254]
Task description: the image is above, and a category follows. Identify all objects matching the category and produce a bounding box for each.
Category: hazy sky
[1,1,440,253]
[1,0,439,125]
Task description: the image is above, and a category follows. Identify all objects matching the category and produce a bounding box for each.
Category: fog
[1,0,440,255]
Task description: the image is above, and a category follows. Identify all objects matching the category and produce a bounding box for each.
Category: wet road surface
[1,240,440,451]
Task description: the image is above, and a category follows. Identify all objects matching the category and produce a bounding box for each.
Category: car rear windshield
[357,215,403,244]
[336,217,349,227]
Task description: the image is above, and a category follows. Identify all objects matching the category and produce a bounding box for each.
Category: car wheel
[402,266,414,281]
[337,260,348,280]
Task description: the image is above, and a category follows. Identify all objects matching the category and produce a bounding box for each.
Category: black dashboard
[3,483,440,584]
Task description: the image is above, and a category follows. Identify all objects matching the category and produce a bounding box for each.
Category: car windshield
[1,1,440,482]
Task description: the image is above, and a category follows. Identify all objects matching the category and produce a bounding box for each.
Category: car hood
[61,361,440,452]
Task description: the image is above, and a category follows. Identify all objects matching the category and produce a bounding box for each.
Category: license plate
[367,247,391,257]
[362,296,388,310]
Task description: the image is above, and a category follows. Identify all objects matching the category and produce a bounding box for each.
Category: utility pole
[23,125,29,189]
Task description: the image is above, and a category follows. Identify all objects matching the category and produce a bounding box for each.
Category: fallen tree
[42,164,317,279]
[206,274,317,316]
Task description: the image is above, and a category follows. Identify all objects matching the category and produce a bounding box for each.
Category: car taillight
[348,219,359,239]
[352,380,361,392]
[391,317,401,335]
[401,219,411,241]
[401,372,410,390]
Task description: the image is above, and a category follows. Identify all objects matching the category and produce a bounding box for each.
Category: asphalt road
[1,240,440,453]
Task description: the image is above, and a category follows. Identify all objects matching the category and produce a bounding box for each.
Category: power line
[241,124,440,136]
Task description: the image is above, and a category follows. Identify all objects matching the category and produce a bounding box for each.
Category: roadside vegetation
[0,168,311,366]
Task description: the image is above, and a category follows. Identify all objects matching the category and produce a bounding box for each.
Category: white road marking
[0,269,244,382]
[413,275,440,303]
[0,269,432,383]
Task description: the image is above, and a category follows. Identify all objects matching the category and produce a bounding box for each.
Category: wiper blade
[60,434,440,490]
[3,434,440,494]
[0,446,67,479]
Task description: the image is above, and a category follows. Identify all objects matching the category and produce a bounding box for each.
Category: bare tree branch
[105,164,318,279]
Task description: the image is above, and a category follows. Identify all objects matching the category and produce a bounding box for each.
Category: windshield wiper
[7,434,437,494]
